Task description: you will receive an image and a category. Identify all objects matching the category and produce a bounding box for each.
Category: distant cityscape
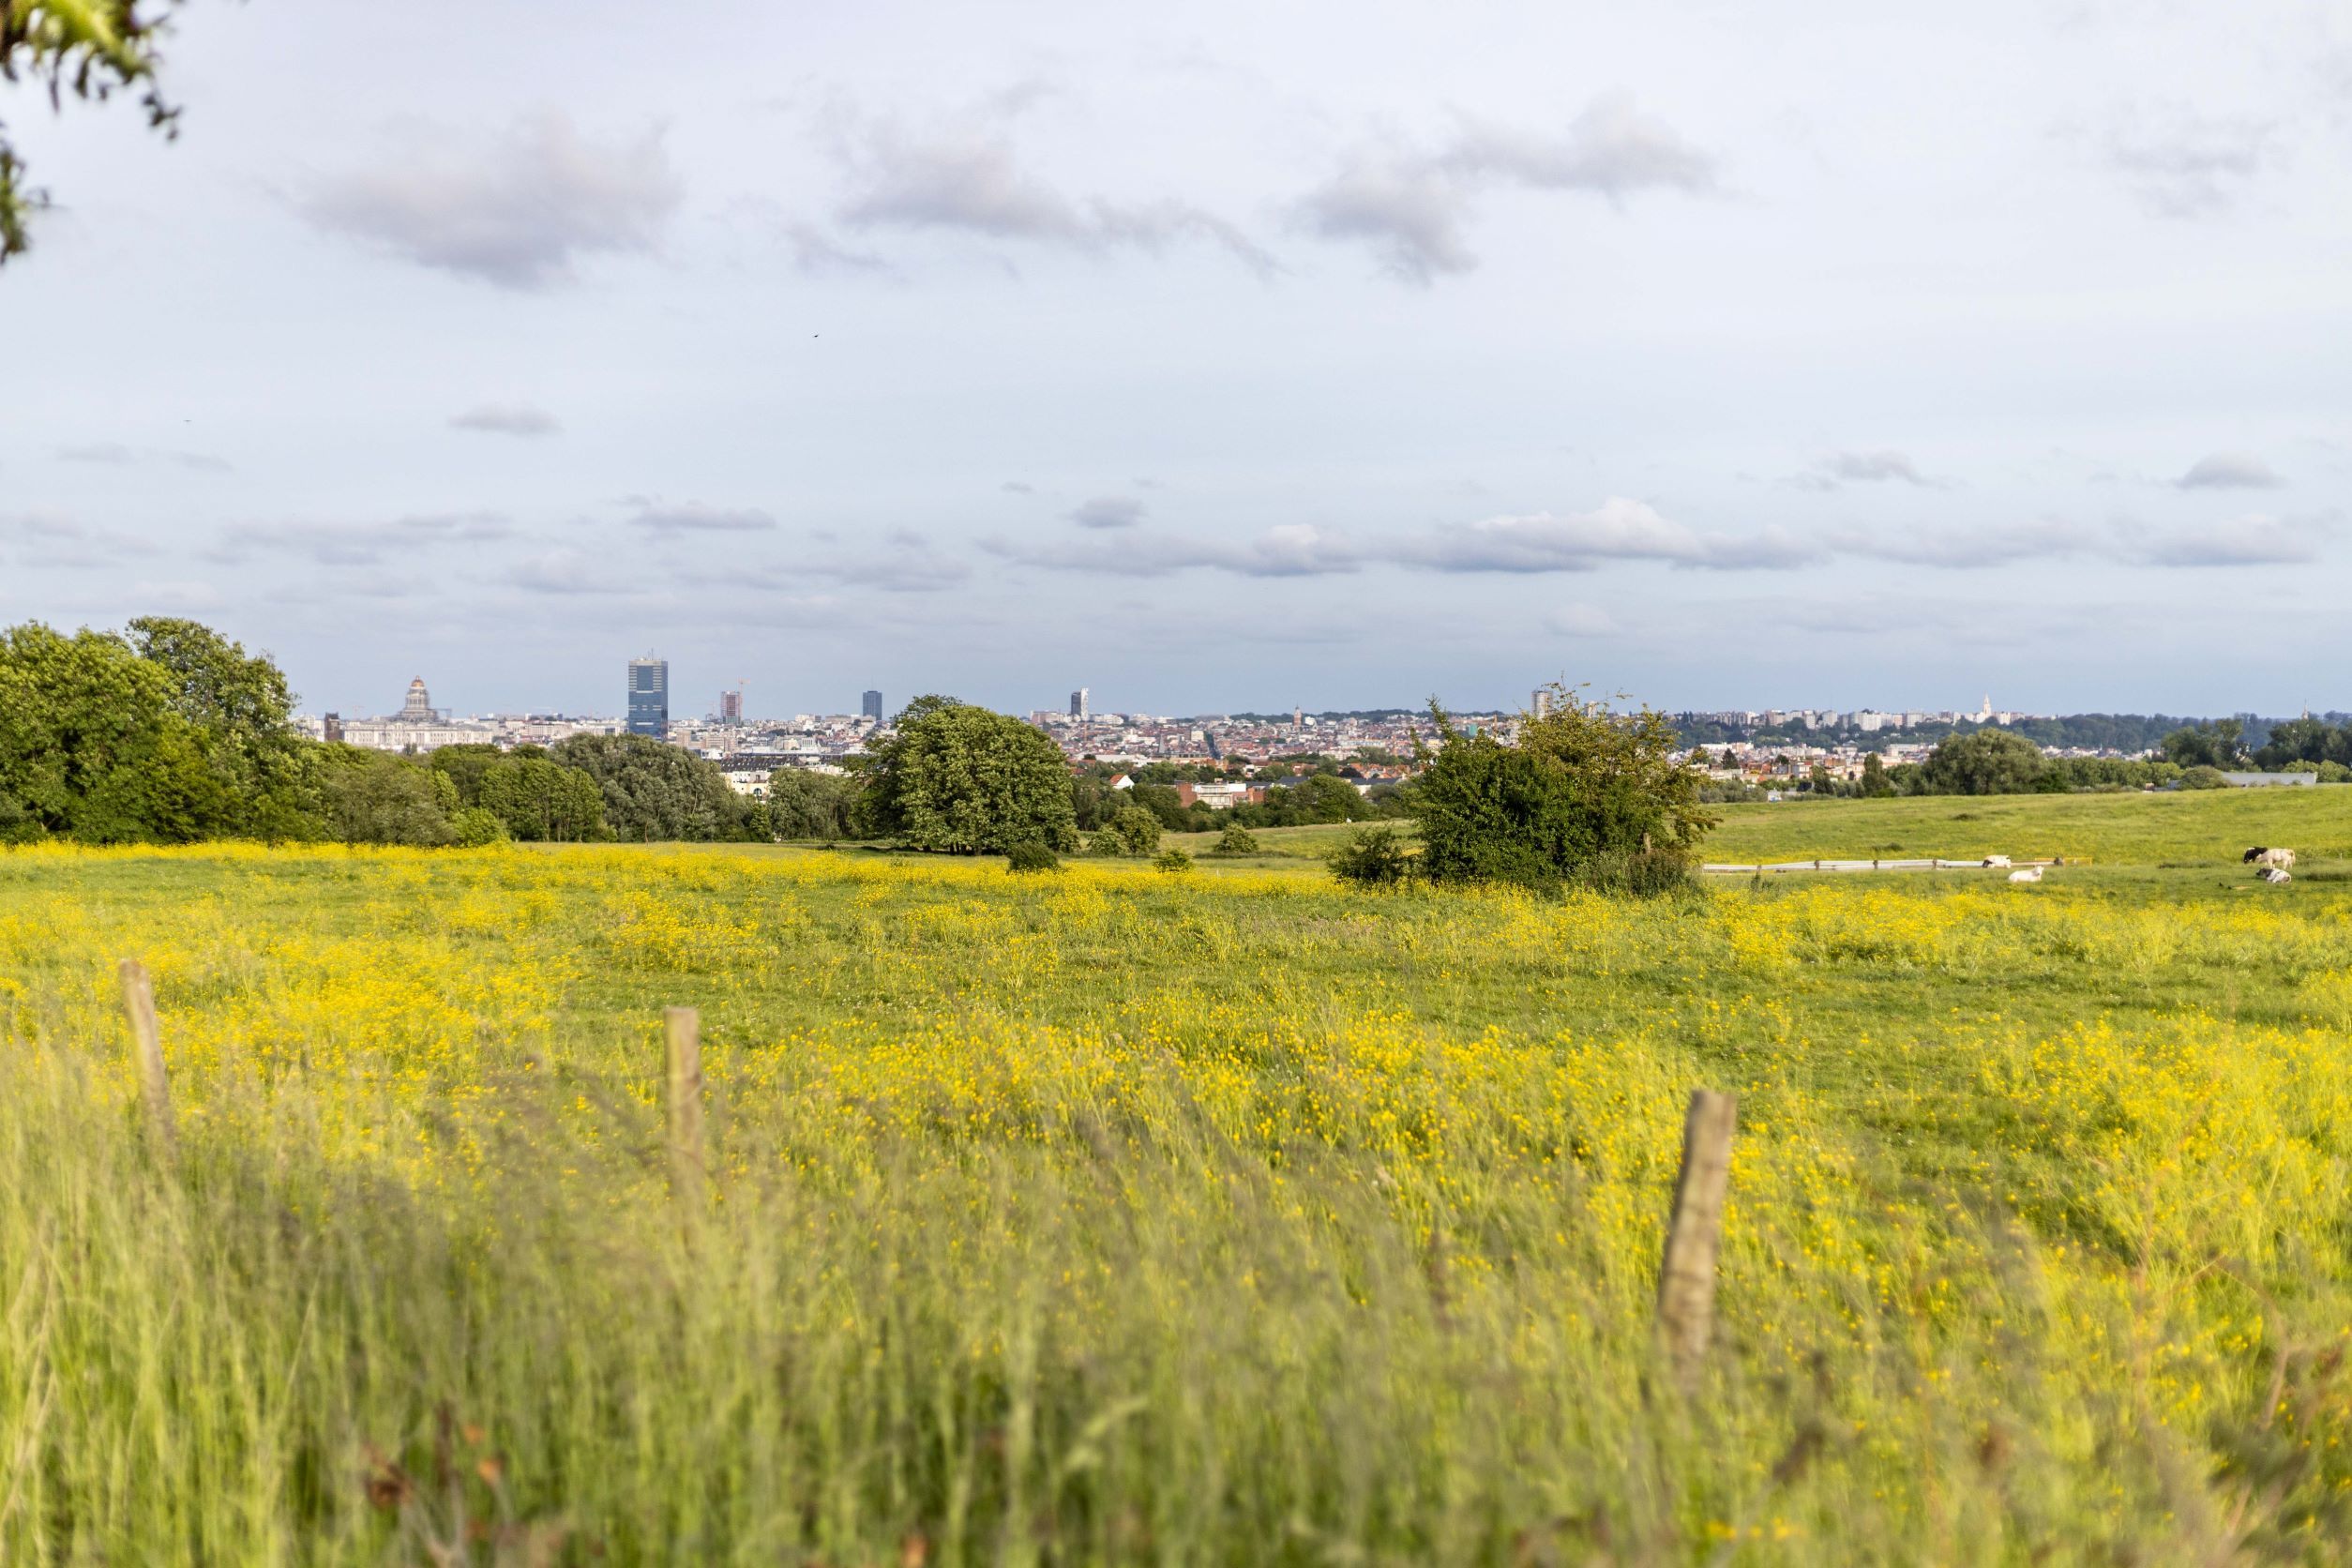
[299,657,2333,801]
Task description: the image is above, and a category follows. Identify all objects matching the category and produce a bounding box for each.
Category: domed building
[337,675,491,754]
[399,679,436,723]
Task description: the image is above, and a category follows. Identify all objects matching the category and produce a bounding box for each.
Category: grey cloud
[1001,480,1034,494]
[451,404,562,437]
[211,512,513,567]
[505,550,638,596]
[1068,494,1148,529]
[1791,449,1940,490]
[1543,602,1620,637]
[1827,517,2101,568]
[2122,512,2331,566]
[1295,151,1476,284]
[2176,451,2281,490]
[782,219,891,277]
[823,107,1274,276]
[626,501,776,533]
[1301,95,1717,283]
[300,112,684,288]
[1403,499,1817,572]
[3,512,149,567]
[2100,107,2277,219]
[1440,95,1718,201]
[810,528,973,591]
[984,523,1363,579]
[57,442,232,473]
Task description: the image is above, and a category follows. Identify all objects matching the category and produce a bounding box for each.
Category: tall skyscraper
[1531,688,1553,718]
[719,688,743,724]
[1070,687,1089,720]
[862,689,884,721]
[627,656,669,738]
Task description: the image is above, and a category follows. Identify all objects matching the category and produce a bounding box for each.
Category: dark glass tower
[627,656,669,738]
[862,689,883,721]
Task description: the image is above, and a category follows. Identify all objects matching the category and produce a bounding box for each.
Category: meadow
[5,787,2352,1563]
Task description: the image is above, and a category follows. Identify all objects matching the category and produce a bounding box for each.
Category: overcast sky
[4,0,2348,720]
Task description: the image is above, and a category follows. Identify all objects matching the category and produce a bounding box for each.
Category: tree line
[0,620,773,846]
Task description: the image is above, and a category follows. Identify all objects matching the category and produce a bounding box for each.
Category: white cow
[2008,867,2043,883]
[1983,854,2013,868]
[2258,866,2292,884]
[2244,847,2297,868]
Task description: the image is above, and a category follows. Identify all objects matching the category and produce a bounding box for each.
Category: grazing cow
[2244,847,2297,867]
[1983,854,2013,868]
[2008,867,2043,883]
[2258,866,2292,884]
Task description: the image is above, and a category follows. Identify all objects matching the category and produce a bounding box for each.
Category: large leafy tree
[2,1,181,261]
[856,696,1077,853]
[1410,686,1713,889]
[1920,729,2055,795]
[763,768,857,841]
[2160,719,2247,771]
[123,615,318,836]
[0,621,247,842]
[316,746,456,846]
[550,732,744,842]
[478,755,606,842]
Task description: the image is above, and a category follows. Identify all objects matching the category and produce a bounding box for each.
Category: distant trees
[478,756,606,841]
[2253,717,2352,772]
[2161,720,2247,771]
[855,696,1077,853]
[1919,731,2052,796]
[317,748,458,847]
[550,733,746,843]
[1410,686,1712,893]
[764,770,858,841]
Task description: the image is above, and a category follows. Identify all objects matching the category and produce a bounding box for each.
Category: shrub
[2178,765,2229,791]
[1108,805,1162,857]
[450,807,509,848]
[1005,840,1063,874]
[1153,848,1194,874]
[1329,826,1411,887]
[1412,688,1711,890]
[1212,822,1259,856]
[2319,760,2352,784]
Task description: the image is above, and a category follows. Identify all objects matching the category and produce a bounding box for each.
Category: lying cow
[2258,866,2292,884]
[2008,867,2043,883]
[1983,854,2013,868]
[2244,847,2297,867]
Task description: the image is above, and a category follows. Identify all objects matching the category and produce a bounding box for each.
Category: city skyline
[6,1,2349,715]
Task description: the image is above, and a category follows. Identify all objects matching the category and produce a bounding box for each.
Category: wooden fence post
[1656,1089,1737,1381]
[664,1006,705,1208]
[117,959,176,1160]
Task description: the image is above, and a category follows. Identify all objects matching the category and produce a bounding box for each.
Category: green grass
[6,813,2352,1562]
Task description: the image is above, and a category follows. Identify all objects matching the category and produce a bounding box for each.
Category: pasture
[6,787,2352,1562]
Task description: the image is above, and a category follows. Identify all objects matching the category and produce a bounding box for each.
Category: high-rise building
[400,678,435,722]
[1531,688,1553,719]
[862,689,884,721]
[719,688,743,724]
[627,656,669,738]
[322,713,343,745]
[1070,687,1090,721]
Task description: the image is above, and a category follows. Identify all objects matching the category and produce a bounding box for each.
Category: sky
[3,0,2349,721]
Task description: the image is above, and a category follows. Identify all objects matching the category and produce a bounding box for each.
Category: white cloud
[1544,602,1619,637]
[300,112,684,288]
[1791,449,1941,490]
[212,513,513,566]
[2098,106,2278,219]
[2123,512,2330,566]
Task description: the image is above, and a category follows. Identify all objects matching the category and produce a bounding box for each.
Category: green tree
[1920,730,2051,795]
[1105,804,1161,857]
[2,1,180,261]
[764,769,858,840]
[1410,686,1713,890]
[855,696,1077,853]
[428,743,515,808]
[2253,717,2350,772]
[1212,821,1259,856]
[2161,720,2246,771]
[316,747,456,846]
[1859,753,1895,797]
[478,755,606,841]
[123,616,318,837]
[550,733,744,842]
[1328,825,1410,886]
[0,621,236,842]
